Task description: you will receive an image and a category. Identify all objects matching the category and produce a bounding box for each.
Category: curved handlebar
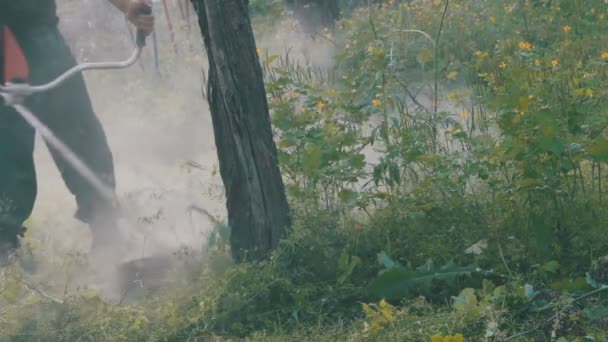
[0,4,151,100]
[0,47,143,97]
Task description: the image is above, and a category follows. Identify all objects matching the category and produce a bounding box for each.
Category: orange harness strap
[2,25,30,84]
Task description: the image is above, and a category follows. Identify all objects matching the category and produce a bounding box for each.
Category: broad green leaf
[377,251,402,269]
[369,260,477,301]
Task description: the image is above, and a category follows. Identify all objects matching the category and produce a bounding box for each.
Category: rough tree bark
[191,0,291,262]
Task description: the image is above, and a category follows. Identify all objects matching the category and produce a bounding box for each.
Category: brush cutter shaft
[12,103,117,203]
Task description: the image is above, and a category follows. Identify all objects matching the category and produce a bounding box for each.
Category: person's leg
[14,26,122,251]
[0,103,36,267]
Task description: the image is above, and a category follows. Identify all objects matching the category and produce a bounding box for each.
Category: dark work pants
[0,25,116,244]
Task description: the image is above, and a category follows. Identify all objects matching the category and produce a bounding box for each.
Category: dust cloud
[17,1,338,300]
[19,1,223,298]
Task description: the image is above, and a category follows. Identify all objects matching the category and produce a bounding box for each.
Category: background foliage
[3,0,608,341]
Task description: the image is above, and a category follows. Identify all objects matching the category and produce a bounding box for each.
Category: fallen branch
[187,205,223,226]
[21,278,64,304]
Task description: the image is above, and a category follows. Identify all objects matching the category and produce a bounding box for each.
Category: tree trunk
[191,0,291,262]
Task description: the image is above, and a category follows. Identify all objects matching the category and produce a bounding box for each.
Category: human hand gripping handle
[135,4,152,48]
[126,0,154,48]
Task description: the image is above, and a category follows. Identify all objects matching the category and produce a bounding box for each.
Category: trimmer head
[114,252,195,304]
[110,255,171,303]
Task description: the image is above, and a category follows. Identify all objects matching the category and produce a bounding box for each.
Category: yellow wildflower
[551,59,558,67]
[601,52,608,60]
[316,100,326,110]
[519,41,533,50]
[431,334,465,342]
[563,25,572,33]
[372,98,382,107]
[431,334,443,342]
[474,50,483,56]
[460,109,470,120]
[535,59,541,66]
[499,61,508,69]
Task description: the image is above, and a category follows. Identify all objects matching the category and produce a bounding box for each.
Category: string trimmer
[0,6,181,301]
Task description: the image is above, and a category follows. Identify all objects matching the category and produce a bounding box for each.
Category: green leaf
[337,249,360,285]
[369,259,477,301]
[540,260,560,274]
[519,178,543,189]
[586,272,601,289]
[388,162,401,186]
[372,163,386,186]
[338,189,358,202]
[303,144,323,177]
[549,277,592,292]
[265,54,279,65]
[377,251,402,269]
[349,153,366,170]
[583,304,608,322]
[587,138,608,161]
[452,288,482,318]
